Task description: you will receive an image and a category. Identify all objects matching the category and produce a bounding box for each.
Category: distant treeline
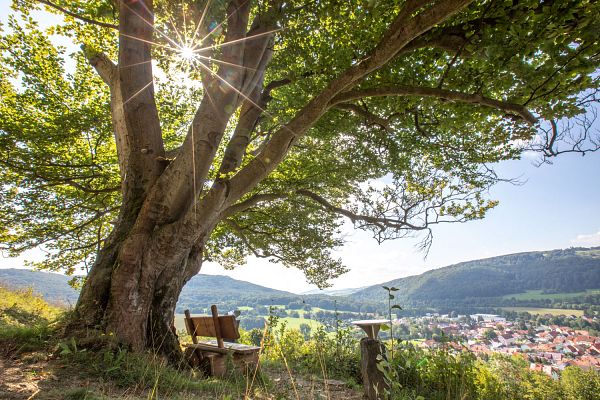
[350,248,600,311]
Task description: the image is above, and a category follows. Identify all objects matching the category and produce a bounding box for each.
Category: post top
[351,319,390,327]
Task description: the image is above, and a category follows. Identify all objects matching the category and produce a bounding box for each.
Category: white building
[470,314,506,323]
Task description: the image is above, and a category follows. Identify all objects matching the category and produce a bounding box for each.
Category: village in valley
[394,313,600,378]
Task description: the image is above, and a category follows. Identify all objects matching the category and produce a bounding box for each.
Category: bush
[254,316,361,382]
[561,366,600,400]
[378,343,600,400]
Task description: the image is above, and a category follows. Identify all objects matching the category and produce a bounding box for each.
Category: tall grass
[3,285,598,400]
[0,285,63,353]
[249,310,362,384]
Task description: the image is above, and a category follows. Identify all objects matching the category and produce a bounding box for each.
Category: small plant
[63,388,104,400]
[58,336,86,356]
[382,285,402,359]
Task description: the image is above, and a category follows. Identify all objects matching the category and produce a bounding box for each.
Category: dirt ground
[0,351,365,400]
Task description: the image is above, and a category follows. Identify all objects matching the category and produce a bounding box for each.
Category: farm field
[501,289,600,301]
[501,307,584,316]
[279,317,323,330]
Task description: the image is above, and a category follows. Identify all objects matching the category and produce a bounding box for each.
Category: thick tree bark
[148,245,203,365]
[73,224,205,361]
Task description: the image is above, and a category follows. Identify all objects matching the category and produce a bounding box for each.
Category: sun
[178,46,197,62]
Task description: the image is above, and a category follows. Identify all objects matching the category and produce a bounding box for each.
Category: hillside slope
[177,274,299,312]
[4,246,599,314]
[350,247,600,307]
[0,269,78,304]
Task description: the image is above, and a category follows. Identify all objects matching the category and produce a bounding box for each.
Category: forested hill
[0,269,78,304]
[0,269,373,313]
[176,274,297,312]
[3,246,599,314]
[0,269,299,310]
[349,247,600,306]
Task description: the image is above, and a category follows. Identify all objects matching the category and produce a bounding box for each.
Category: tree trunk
[71,211,206,364]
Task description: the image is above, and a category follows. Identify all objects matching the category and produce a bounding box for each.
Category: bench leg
[233,352,260,375]
[205,354,227,377]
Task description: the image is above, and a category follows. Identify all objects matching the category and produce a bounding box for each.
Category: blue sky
[1,2,599,293]
[200,152,600,292]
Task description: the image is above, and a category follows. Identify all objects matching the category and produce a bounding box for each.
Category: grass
[0,284,64,353]
[501,289,600,301]
[501,307,584,316]
[0,285,63,323]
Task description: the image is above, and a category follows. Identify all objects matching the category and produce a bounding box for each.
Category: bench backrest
[184,305,240,348]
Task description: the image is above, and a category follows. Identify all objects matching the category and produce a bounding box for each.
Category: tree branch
[331,85,538,125]
[117,0,165,197]
[296,189,426,231]
[217,6,282,175]
[38,0,118,29]
[143,0,254,225]
[223,0,475,208]
[334,102,391,130]
[84,48,116,87]
[224,219,277,259]
[221,192,288,218]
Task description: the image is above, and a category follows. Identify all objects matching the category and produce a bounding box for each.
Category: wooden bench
[183,305,261,377]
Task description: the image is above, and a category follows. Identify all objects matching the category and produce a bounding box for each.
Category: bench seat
[188,340,261,355]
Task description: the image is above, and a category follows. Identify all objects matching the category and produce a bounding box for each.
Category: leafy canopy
[0,0,598,286]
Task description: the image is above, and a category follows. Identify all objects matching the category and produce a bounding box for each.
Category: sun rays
[119,0,279,110]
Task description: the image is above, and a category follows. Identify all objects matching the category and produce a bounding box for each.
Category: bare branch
[530,108,600,163]
[296,189,426,231]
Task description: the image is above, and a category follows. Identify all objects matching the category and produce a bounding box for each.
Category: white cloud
[570,230,600,247]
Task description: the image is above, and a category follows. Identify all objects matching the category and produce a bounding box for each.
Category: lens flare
[178,46,197,61]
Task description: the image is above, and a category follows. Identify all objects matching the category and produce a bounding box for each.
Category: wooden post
[211,304,224,348]
[184,309,198,344]
[184,309,203,367]
[360,337,388,400]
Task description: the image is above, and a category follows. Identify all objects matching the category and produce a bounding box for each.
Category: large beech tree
[1,0,599,362]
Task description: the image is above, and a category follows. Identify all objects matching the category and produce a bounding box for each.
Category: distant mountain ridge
[302,287,366,296]
[349,247,600,307]
[2,246,599,314]
[0,269,298,308]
